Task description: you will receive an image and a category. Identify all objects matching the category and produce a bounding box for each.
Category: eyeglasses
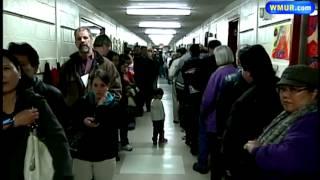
[276,86,309,94]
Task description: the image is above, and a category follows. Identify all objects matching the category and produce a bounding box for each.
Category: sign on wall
[306,15,318,69]
[271,24,292,60]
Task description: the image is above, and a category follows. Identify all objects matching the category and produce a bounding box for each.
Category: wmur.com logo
[265,1,316,14]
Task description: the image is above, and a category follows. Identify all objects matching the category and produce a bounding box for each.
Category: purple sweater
[201,64,237,133]
[252,111,320,179]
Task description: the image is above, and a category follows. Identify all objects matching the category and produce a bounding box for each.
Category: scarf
[257,103,318,145]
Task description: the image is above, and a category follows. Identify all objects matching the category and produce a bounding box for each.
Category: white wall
[3,0,146,73]
[175,0,295,76]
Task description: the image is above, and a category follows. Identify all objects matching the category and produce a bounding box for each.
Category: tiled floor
[113,78,210,180]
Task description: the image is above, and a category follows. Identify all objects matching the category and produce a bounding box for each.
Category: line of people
[2,26,159,180]
[168,41,319,180]
[3,27,319,180]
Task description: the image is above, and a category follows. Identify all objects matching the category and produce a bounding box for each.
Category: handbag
[24,128,54,180]
[127,96,137,107]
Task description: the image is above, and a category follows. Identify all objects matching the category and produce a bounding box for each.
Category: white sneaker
[121,144,133,151]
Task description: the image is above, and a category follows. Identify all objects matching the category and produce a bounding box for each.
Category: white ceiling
[85,0,236,45]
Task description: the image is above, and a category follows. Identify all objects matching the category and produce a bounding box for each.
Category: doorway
[227,19,239,57]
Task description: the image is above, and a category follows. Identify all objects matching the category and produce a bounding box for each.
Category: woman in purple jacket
[244,64,319,180]
[200,45,237,179]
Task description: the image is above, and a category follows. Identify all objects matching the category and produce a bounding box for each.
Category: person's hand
[13,108,39,127]
[244,140,261,153]
[97,96,107,105]
[83,117,99,128]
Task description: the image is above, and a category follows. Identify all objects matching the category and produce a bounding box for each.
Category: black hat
[277,64,319,89]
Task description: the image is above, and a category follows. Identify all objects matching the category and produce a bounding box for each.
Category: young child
[151,88,168,145]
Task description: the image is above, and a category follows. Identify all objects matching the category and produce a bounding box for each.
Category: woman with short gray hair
[214,45,235,66]
[200,45,237,179]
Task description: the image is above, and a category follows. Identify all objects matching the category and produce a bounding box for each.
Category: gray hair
[74,26,93,39]
[214,45,234,66]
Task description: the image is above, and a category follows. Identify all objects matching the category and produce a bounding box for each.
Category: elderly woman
[2,49,73,180]
[200,45,237,178]
[244,64,319,179]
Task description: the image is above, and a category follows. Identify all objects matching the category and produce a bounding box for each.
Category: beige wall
[3,0,146,73]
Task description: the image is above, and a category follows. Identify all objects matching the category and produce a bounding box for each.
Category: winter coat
[221,83,283,178]
[59,50,122,107]
[2,89,73,180]
[200,64,237,133]
[71,92,119,162]
[253,111,320,180]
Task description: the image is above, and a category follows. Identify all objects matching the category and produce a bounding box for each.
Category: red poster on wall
[272,24,292,60]
[306,15,319,69]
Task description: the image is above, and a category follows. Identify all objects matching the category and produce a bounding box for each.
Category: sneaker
[121,144,133,151]
[159,138,168,144]
[116,155,120,161]
[193,163,209,174]
[152,137,157,145]
[153,141,157,145]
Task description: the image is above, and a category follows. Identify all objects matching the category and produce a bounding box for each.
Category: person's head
[90,69,110,100]
[124,47,132,56]
[208,40,221,55]
[214,45,234,66]
[93,34,112,56]
[235,44,250,66]
[8,42,39,78]
[133,45,141,56]
[154,88,164,99]
[239,44,275,85]
[2,49,21,95]
[147,48,153,59]
[74,27,94,55]
[118,54,131,73]
[276,64,319,112]
[140,46,148,57]
[189,44,201,58]
[106,51,119,67]
[176,47,187,57]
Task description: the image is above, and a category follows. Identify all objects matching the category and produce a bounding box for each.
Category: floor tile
[120,154,185,174]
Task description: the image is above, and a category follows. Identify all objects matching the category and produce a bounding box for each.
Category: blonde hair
[214,45,234,66]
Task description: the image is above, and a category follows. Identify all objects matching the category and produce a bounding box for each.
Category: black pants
[175,87,186,129]
[209,134,224,180]
[184,93,202,155]
[152,120,165,141]
[118,107,130,146]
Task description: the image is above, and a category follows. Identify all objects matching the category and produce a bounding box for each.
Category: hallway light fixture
[139,21,181,28]
[148,35,174,45]
[126,8,191,16]
[145,29,176,35]
[128,3,189,9]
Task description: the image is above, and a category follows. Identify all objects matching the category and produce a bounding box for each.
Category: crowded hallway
[2,0,320,180]
[113,78,210,180]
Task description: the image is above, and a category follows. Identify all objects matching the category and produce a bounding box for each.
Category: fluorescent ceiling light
[139,21,181,28]
[148,35,173,45]
[129,3,188,9]
[145,29,176,35]
[126,8,191,16]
